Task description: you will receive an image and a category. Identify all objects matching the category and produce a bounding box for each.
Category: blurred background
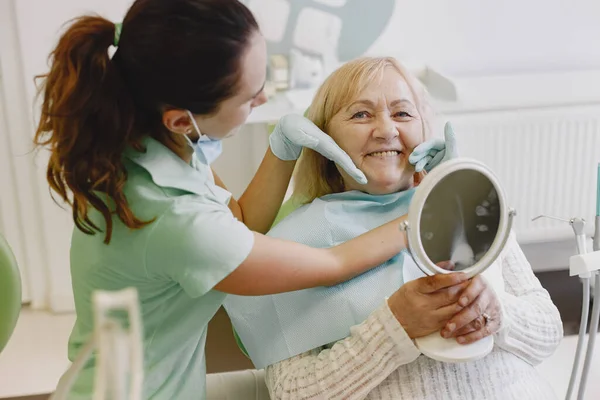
[1,0,600,398]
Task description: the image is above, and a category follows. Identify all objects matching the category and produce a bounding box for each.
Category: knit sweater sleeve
[264,302,421,400]
[493,232,564,365]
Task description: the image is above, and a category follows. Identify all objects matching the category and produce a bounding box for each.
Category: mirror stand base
[414,331,493,363]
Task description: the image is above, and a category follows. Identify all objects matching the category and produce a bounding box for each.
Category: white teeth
[368,151,400,157]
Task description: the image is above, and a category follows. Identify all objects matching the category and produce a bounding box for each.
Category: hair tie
[113,22,123,47]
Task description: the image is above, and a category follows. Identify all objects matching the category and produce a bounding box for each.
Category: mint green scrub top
[64,137,254,399]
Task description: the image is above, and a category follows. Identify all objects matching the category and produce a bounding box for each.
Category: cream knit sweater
[265,234,563,400]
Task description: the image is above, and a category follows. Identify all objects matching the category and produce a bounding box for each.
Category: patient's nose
[373,114,398,141]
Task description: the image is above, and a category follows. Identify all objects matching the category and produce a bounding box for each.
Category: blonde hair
[293,57,435,204]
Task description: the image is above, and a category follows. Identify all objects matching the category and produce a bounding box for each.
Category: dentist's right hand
[269,114,367,184]
[387,272,469,339]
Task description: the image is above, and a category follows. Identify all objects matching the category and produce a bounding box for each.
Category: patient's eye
[351,111,370,119]
[394,111,413,118]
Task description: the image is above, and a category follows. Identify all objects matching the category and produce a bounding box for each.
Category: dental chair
[206,369,270,400]
[0,233,21,354]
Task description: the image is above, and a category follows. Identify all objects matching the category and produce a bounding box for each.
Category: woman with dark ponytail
[35,0,413,397]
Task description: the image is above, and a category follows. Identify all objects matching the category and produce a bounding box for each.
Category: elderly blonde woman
[224,57,563,399]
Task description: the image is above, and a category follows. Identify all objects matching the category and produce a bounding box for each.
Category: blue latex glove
[269,114,367,184]
[409,122,458,173]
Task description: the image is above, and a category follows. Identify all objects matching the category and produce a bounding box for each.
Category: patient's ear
[413,171,426,186]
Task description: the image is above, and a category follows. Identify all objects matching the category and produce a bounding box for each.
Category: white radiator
[447,104,600,243]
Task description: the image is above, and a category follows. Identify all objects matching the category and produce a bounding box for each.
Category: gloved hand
[408,122,458,173]
[269,114,367,184]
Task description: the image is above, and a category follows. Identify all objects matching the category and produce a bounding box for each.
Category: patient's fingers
[416,272,468,294]
[429,280,469,305]
[456,275,486,307]
[433,301,465,324]
[448,316,485,337]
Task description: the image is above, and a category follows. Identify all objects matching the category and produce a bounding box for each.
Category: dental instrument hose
[577,270,600,400]
[564,218,589,400]
[566,277,590,399]
[574,164,600,399]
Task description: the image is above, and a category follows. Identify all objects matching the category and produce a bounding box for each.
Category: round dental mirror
[402,157,516,363]
[407,158,515,279]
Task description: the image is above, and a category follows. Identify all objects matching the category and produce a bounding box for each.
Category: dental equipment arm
[543,217,590,400]
[50,288,144,400]
[574,164,600,400]
[533,208,600,400]
[577,271,599,400]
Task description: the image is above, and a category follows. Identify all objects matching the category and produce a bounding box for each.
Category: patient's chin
[364,177,413,195]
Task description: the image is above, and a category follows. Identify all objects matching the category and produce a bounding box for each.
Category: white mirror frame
[403,158,516,279]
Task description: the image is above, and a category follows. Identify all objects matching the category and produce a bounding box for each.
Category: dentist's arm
[213,149,295,234]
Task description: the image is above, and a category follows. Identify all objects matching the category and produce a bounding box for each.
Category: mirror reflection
[419,169,500,271]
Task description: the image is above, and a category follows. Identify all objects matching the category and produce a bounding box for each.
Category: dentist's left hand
[409,122,458,173]
[269,114,367,184]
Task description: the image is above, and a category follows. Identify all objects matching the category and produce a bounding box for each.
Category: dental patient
[224,57,563,400]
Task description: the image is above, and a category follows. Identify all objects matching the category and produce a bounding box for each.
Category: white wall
[14,0,132,106]
[6,0,132,311]
[367,0,600,76]
[247,0,600,76]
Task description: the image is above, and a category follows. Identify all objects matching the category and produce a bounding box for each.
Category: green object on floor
[0,233,22,354]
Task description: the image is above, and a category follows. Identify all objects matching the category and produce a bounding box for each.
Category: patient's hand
[441,275,503,344]
[387,273,469,339]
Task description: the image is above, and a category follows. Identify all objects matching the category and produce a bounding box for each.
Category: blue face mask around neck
[184,110,223,165]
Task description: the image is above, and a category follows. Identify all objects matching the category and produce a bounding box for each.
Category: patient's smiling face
[327,67,425,195]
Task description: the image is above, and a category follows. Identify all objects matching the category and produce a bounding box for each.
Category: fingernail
[457,337,466,344]
[446,323,455,332]
[459,296,468,306]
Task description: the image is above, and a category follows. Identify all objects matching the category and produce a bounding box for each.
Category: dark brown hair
[34,0,259,243]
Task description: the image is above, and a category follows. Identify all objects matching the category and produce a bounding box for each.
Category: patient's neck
[343,181,415,196]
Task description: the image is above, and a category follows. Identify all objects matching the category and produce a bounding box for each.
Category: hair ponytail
[35,15,152,244]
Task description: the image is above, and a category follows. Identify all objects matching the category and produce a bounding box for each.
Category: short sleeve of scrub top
[146,198,255,297]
